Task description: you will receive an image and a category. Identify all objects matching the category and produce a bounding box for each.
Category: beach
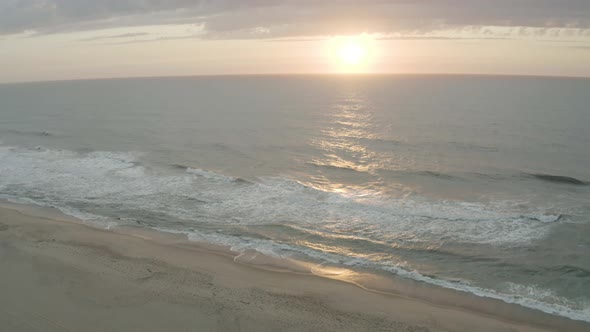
[1,203,587,332]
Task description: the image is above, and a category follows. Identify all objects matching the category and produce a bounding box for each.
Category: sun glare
[328,35,375,72]
[338,43,366,65]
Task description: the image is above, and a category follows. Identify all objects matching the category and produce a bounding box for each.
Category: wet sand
[0,204,588,332]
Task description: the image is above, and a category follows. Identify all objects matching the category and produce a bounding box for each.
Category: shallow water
[1,75,589,321]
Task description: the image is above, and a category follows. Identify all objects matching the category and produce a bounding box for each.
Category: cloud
[375,35,512,41]
[78,32,150,42]
[108,34,201,45]
[266,37,329,43]
[1,0,590,38]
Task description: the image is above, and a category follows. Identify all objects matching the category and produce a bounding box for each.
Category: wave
[186,167,251,184]
[376,168,457,179]
[306,155,589,190]
[306,161,365,173]
[170,163,190,170]
[4,129,52,137]
[162,225,590,323]
[2,144,587,321]
[449,141,499,152]
[359,137,403,145]
[3,193,587,322]
[415,170,458,180]
[523,214,562,223]
[527,173,587,186]
[170,164,251,184]
[355,138,500,153]
[549,265,590,278]
[0,145,561,246]
[383,169,589,187]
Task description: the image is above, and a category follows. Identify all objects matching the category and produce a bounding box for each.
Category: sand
[0,204,588,332]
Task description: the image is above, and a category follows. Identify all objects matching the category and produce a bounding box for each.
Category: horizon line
[2,72,590,85]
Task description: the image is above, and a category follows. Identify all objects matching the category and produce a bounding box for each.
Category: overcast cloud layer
[1,0,590,37]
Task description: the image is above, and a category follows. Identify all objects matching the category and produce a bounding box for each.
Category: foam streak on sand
[1,204,589,332]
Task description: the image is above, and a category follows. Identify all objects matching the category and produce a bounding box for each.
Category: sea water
[1,75,589,321]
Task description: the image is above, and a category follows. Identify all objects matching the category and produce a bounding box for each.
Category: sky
[1,0,590,83]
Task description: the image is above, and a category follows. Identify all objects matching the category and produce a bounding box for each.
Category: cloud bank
[1,0,590,38]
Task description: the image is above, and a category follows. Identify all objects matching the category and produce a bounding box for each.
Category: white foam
[0,145,558,246]
[2,144,585,321]
[152,225,590,323]
[0,194,118,230]
[186,167,237,182]
[533,214,561,223]
[379,264,590,322]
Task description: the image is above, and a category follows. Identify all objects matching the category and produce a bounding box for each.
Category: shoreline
[1,202,588,331]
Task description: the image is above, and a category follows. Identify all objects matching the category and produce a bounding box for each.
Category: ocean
[1,75,589,321]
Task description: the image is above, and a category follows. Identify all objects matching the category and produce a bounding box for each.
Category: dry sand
[1,204,588,332]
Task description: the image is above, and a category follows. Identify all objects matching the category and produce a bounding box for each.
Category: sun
[327,35,375,72]
[338,43,366,65]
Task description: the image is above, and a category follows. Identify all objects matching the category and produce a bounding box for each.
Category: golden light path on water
[285,86,426,278]
[302,88,412,198]
[309,92,376,174]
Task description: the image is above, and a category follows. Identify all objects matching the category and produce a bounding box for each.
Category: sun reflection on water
[304,90,386,195]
